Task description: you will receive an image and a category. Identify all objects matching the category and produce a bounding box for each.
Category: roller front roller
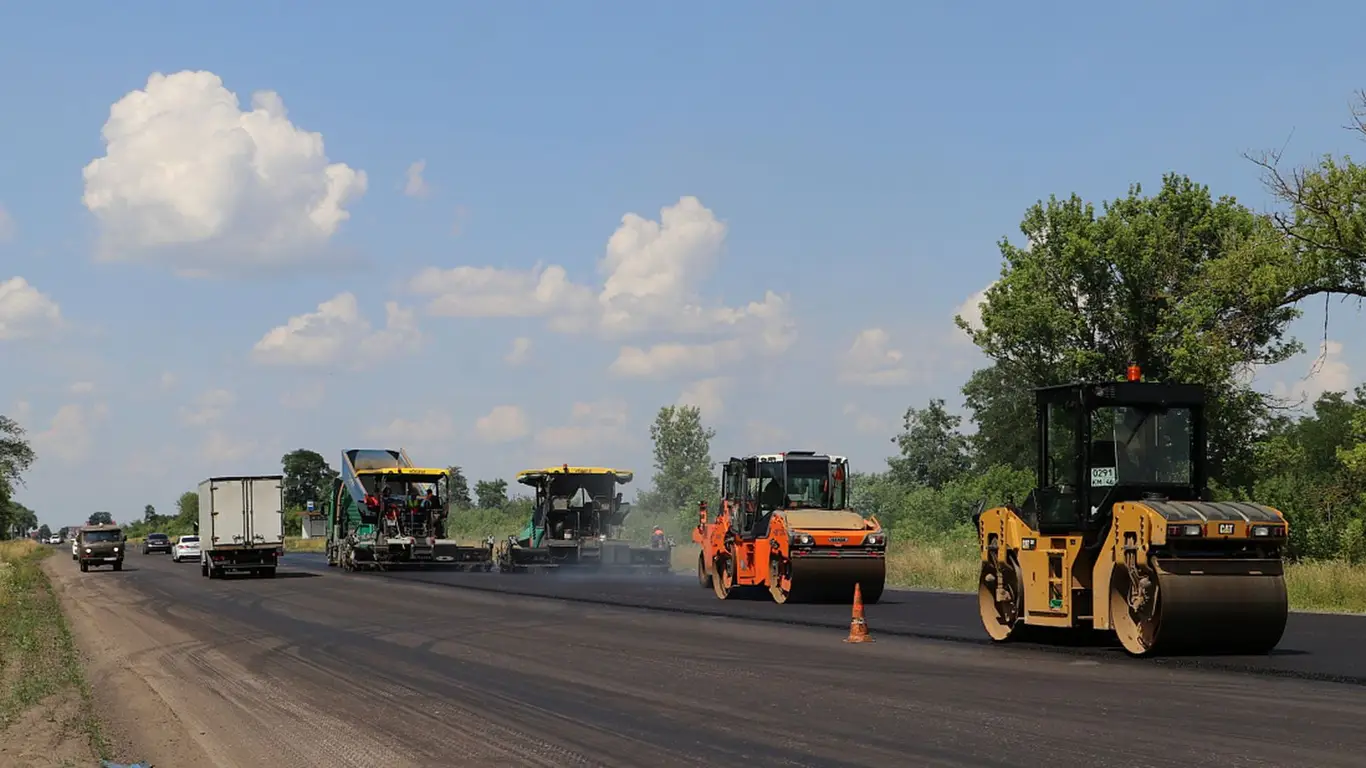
[1110,560,1288,656]
[771,556,884,604]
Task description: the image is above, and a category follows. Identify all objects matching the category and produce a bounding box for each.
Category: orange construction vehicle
[693,451,886,603]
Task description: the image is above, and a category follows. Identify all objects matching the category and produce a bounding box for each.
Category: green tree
[957,173,1309,488]
[474,479,508,509]
[888,399,973,489]
[446,466,473,508]
[281,449,338,510]
[5,501,37,538]
[175,491,199,528]
[143,504,157,523]
[1245,93,1366,312]
[644,405,717,516]
[88,511,113,525]
[37,523,51,540]
[0,414,37,538]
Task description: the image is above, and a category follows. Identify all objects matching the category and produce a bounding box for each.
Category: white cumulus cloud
[505,337,532,366]
[953,281,996,337]
[677,377,727,420]
[0,277,62,341]
[202,430,256,463]
[410,196,795,377]
[365,410,456,447]
[1272,339,1354,405]
[475,405,530,443]
[179,388,235,427]
[533,399,630,455]
[82,70,367,275]
[30,403,108,463]
[840,328,912,387]
[843,403,888,436]
[68,381,96,395]
[252,292,422,368]
[404,160,431,198]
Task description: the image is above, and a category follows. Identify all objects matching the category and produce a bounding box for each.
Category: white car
[172,535,201,563]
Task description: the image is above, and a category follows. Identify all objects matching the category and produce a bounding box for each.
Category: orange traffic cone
[844,583,873,643]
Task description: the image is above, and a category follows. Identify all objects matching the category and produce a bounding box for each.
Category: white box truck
[198,475,285,579]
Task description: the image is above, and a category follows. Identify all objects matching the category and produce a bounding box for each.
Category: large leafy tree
[175,491,198,527]
[957,173,1311,487]
[1245,91,1366,311]
[88,511,113,525]
[888,399,972,490]
[644,405,716,515]
[445,466,473,509]
[280,449,339,510]
[474,479,508,509]
[0,414,37,538]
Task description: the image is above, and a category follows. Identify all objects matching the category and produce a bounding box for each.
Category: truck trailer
[197,475,286,579]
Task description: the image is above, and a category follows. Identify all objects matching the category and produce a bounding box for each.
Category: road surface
[287,552,1366,684]
[48,550,1366,767]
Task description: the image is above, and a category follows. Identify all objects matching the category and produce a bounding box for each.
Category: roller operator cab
[694,451,886,604]
[496,465,669,575]
[975,366,1291,656]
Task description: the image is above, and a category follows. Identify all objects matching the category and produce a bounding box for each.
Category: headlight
[792,533,815,546]
[113,547,119,553]
[1166,524,1203,538]
[863,532,886,547]
[84,548,92,553]
[1250,524,1286,538]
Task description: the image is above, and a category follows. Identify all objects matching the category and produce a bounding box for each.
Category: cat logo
[1218,523,1235,535]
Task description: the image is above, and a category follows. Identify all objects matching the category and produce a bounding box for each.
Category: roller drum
[783,557,885,604]
[1113,559,1287,656]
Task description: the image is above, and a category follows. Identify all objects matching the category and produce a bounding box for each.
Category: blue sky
[2,1,1363,529]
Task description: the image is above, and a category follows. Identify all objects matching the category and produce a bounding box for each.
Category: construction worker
[651,526,666,548]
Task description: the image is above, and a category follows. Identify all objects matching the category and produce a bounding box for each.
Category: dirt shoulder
[0,541,104,768]
[42,554,223,767]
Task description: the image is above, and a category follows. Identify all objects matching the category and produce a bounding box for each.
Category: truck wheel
[207,562,218,579]
[201,560,208,578]
[80,562,88,572]
[263,568,277,579]
[113,562,122,572]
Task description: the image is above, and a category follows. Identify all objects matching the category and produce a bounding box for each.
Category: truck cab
[77,524,126,572]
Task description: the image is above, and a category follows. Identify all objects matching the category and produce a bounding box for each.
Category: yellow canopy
[516,466,633,486]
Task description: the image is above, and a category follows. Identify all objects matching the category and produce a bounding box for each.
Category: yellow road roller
[974,366,1290,656]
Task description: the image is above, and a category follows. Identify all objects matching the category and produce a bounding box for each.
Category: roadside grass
[284,536,325,553]
[0,540,108,759]
[1284,559,1366,614]
[885,534,1366,614]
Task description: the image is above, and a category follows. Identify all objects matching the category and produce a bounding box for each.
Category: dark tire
[113,562,122,572]
[79,562,88,572]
